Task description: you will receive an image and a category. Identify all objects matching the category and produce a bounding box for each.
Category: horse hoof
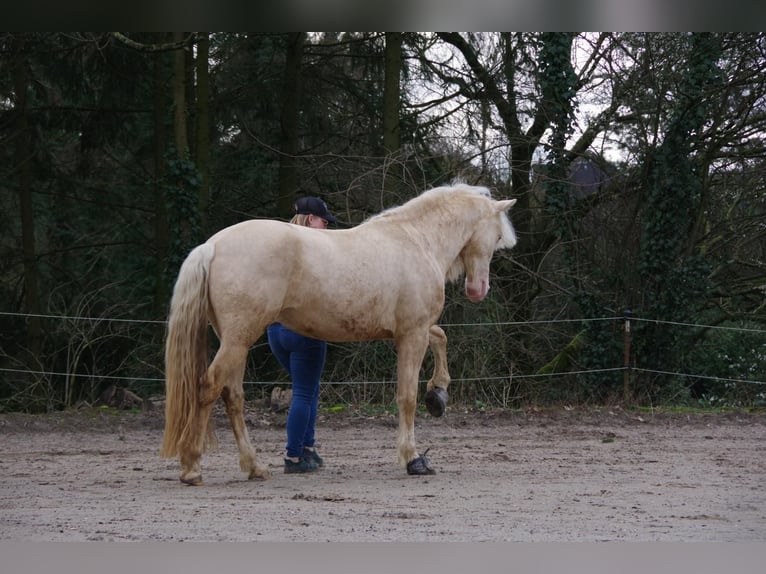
[180,473,203,486]
[424,387,449,417]
[249,466,272,480]
[406,450,436,476]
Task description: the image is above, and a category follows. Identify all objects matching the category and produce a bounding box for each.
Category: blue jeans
[266,323,326,458]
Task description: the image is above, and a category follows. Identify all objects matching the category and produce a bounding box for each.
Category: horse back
[206,219,445,343]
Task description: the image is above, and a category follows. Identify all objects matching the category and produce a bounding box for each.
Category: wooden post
[623,309,633,402]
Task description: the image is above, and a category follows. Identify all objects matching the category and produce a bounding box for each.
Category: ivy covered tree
[1,32,764,411]
[633,33,722,398]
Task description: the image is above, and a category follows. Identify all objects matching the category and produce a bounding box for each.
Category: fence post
[623,309,634,403]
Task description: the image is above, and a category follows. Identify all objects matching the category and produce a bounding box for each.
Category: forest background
[1,32,764,413]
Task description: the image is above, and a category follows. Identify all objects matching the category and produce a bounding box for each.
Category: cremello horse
[160,183,517,485]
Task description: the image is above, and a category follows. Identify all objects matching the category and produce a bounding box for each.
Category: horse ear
[495,199,516,212]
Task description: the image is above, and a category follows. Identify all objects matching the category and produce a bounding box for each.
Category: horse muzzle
[465,278,489,302]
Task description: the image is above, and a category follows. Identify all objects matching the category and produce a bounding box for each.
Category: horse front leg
[424,325,451,417]
[395,331,435,475]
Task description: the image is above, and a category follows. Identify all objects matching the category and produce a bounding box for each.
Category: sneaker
[284,457,318,474]
[303,447,324,468]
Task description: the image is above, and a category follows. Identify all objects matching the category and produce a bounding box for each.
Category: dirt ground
[1,403,764,542]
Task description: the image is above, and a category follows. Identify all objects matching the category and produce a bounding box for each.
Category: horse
[160,182,517,485]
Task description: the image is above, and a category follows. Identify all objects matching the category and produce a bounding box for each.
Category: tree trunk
[383,32,403,197]
[153,42,170,316]
[172,31,189,159]
[195,33,211,231]
[277,33,306,219]
[12,36,42,357]
[383,32,402,154]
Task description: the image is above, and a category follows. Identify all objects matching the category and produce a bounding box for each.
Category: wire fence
[2,310,765,389]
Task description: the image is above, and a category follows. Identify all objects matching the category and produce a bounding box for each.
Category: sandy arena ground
[1,404,764,542]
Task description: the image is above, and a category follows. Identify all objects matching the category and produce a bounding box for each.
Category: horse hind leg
[177,388,218,486]
[220,383,271,481]
[424,325,451,417]
[213,342,271,481]
[176,356,226,486]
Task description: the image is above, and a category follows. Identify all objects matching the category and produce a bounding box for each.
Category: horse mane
[367,182,494,225]
[366,182,511,284]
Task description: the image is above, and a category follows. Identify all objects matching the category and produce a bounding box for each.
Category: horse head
[449,197,517,302]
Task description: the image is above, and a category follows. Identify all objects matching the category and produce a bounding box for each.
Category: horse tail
[160,242,216,458]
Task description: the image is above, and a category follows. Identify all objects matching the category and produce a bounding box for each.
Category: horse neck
[373,205,481,273]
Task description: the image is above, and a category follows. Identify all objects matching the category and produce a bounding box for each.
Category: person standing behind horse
[267,196,337,474]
